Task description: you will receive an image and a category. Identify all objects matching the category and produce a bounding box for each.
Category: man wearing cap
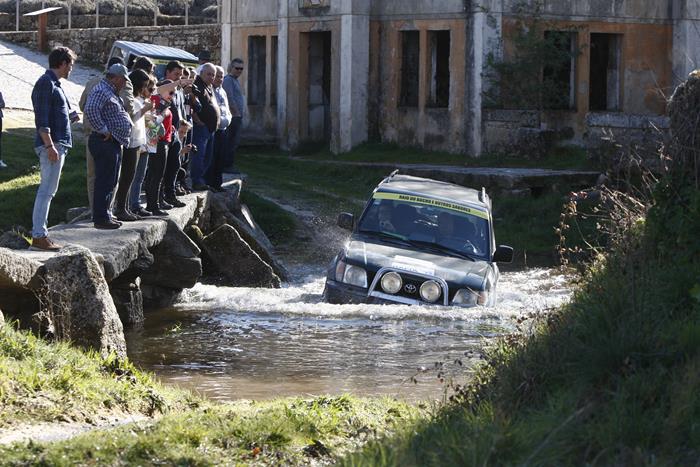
[196,50,211,74]
[84,64,133,229]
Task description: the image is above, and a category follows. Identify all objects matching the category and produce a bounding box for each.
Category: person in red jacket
[144,80,175,216]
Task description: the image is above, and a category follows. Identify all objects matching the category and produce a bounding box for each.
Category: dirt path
[0,414,151,446]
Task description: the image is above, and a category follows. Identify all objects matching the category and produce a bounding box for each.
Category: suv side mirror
[337,212,355,231]
[493,245,514,263]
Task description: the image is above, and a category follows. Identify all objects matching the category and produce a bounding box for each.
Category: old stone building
[220,0,700,156]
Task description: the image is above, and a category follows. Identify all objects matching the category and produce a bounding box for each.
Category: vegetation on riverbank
[0,322,197,430]
[0,321,423,465]
[341,93,700,464]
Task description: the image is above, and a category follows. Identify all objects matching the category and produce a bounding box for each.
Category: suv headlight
[381,272,402,294]
[342,264,368,288]
[452,288,488,307]
[420,280,442,303]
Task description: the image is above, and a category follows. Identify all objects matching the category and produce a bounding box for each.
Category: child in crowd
[144,80,175,216]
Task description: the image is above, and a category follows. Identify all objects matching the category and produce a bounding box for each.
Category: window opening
[400,31,420,107]
[247,36,267,106]
[543,31,577,110]
[428,30,450,108]
[589,33,622,111]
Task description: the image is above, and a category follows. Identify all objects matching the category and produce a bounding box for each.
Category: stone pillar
[277,0,290,151]
[467,3,486,158]
[337,9,369,153]
[672,0,700,85]
[221,1,232,70]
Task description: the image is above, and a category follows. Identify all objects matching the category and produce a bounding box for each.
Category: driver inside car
[437,211,480,254]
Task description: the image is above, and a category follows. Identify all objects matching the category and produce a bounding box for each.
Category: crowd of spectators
[27,46,245,250]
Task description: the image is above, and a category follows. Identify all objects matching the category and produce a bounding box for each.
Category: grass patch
[240,191,298,245]
[278,141,597,171]
[0,131,88,232]
[0,320,424,465]
[0,322,197,429]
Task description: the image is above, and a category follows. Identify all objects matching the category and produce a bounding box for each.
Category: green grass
[240,191,299,246]
[0,322,197,429]
[341,186,700,464]
[0,131,88,232]
[285,141,597,171]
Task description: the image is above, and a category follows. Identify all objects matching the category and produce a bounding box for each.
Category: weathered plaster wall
[373,17,469,154]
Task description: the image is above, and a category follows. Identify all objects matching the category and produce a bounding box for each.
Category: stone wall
[0,13,215,32]
[0,23,221,66]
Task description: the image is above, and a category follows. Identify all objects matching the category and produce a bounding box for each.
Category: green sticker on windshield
[373,192,490,220]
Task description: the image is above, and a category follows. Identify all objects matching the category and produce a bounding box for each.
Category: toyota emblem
[404,284,417,294]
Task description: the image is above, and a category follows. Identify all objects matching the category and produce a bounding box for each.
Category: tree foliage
[483,1,581,111]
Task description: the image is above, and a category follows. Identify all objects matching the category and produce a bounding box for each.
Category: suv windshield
[357,193,491,259]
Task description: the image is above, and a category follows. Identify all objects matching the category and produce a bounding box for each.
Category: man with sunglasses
[30,47,78,250]
[222,58,245,174]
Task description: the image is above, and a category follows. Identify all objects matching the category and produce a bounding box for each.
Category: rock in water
[31,245,127,358]
[201,224,281,288]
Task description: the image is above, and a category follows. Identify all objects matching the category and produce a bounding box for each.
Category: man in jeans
[30,47,78,251]
[84,64,133,229]
[189,63,220,191]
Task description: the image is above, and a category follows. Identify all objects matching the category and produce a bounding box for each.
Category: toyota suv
[323,172,513,307]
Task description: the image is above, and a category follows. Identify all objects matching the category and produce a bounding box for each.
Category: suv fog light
[452,289,478,307]
[381,272,403,294]
[420,280,441,303]
[343,265,368,288]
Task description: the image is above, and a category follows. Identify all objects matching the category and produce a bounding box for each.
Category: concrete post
[185,3,189,26]
[96,0,99,29]
[277,0,289,150]
[467,3,485,157]
[124,0,127,28]
[672,0,700,85]
[68,1,72,30]
[15,0,19,31]
[220,0,232,67]
[337,1,369,153]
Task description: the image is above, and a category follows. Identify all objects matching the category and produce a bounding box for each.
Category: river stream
[125,267,572,402]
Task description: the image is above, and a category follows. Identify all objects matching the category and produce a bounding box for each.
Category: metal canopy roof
[24,6,63,16]
[377,174,489,210]
[113,40,198,63]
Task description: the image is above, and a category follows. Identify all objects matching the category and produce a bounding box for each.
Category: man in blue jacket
[30,47,78,251]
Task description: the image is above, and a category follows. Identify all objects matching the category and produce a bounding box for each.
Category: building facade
[220,0,700,156]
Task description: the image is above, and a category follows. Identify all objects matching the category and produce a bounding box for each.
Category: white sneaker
[0,160,6,169]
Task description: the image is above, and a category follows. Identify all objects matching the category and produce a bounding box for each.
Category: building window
[589,33,622,111]
[247,36,267,106]
[270,36,278,106]
[543,31,577,110]
[399,31,420,107]
[427,30,450,108]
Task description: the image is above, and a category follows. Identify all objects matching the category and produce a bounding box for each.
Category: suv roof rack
[383,169,400,183]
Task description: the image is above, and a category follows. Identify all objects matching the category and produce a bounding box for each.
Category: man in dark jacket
[189,63,220,191]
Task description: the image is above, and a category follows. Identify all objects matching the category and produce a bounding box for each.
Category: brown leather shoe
[30,236,62,251]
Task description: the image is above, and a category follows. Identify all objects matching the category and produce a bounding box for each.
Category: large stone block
[201,224,281,288]
[0,247,41,289]
[30,246,126,358]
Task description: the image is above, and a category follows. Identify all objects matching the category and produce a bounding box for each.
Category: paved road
[0,39,95,112]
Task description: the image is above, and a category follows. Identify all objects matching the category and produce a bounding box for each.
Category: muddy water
[126,267,571,402]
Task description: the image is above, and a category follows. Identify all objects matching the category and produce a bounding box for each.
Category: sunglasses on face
[235,67,244,71]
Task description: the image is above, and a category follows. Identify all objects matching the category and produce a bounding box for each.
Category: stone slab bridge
[0,182,287,359]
